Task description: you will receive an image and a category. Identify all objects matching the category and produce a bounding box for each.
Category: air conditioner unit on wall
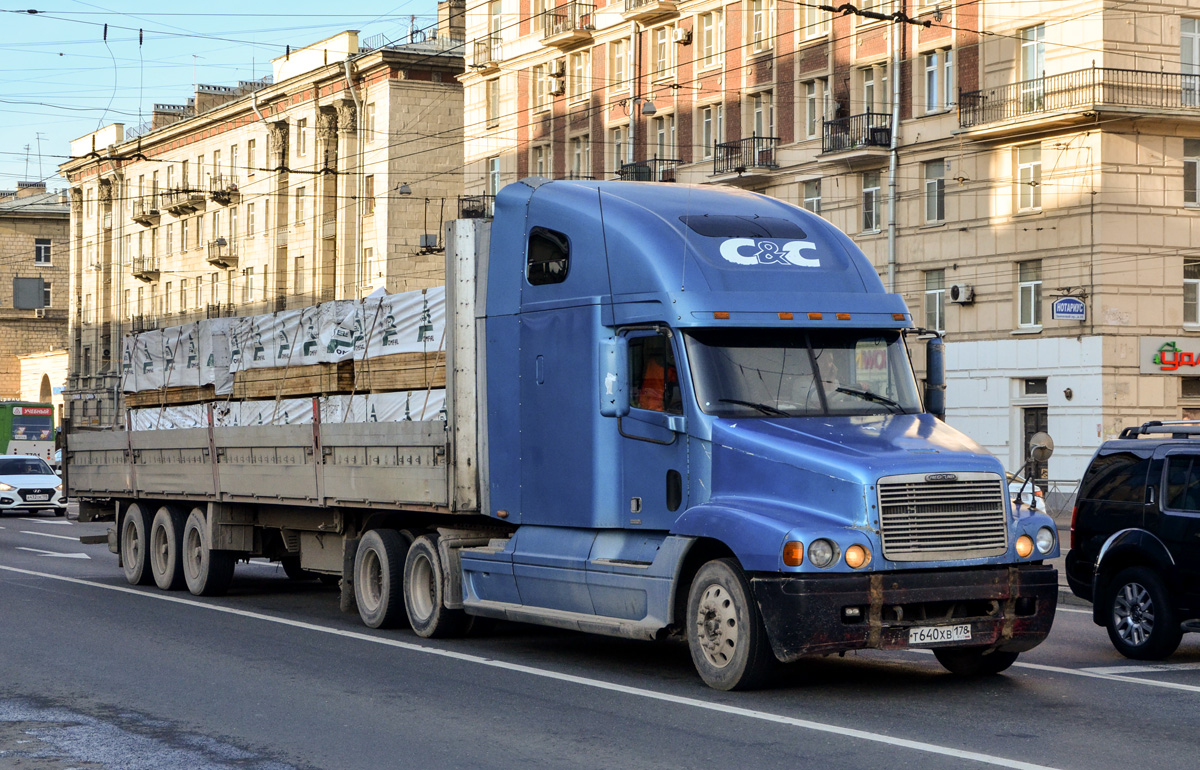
[949,284,974,304]
[673,27,692,44]
[548,77,566,96]
[549,58,566,77]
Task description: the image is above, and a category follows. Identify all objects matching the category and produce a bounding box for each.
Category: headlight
[0,483,13,491]
[845,544,871,569]
[1015,534,1034,558]
[1035,526,1055,555]
[56,484,63,491]
[808,539,839,569]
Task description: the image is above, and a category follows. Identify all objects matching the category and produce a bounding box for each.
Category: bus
[0,402,56,462]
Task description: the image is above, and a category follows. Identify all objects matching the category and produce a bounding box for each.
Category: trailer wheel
[404,535,468,638]
[181,508,235,597]
[933,647,1019,676]
[120,503,153,586]
[686,559,776,691]
[354,530,410,629]
[149,506,186,591]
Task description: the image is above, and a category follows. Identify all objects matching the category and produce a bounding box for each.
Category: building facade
[0,182,70,413]
[460,0,1200,484]
[60,18,465,428]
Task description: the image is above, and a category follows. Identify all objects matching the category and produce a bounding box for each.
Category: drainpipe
[343,57,364,299]
[886,19,900,293]
[628,22,639,166]
[251,89,265,122]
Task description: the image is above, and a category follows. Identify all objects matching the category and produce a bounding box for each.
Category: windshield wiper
[835,387,903,413]
[719,399,790,417]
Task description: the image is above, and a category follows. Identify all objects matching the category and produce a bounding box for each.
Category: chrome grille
[877,473,1007,561]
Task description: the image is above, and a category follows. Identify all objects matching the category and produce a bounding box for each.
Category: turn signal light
[808,312,823,320]
[783,541,804,567]
[1015,534,1034,558]
[836,313,851,321]
[778,312,794,320]
[713,311,730,319]
[845,544,871,569]
[892,313,906,321]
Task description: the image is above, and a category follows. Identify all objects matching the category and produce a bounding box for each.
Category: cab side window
[629,333,682,415]
[527,226,569,285]
[1165,455,1200,512]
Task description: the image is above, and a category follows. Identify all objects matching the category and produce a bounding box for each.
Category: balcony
[712,136,780,184]
[459,195,495,219]
[209,174,239,204]
[131,257,160,283]
[471,36,502,75]
[131,196,159,225]
[618,157,679,182]
[161,187,205,215]
[820,113,892,163]
[541,3,595,49]
[622,0,677,23]
[206,237,238,269]
[130,314,159,333]
[959,66,1200,137]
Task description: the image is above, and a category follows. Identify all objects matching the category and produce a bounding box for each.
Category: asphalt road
[1,511,1198,770]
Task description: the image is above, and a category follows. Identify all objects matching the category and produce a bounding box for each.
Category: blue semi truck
[69,179,1059,689]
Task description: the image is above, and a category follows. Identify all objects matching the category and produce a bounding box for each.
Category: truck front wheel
[181,509,235,596]
[120,503,153,586]
[354,530,410,629]
[933,646,1019,675]
[403,535,468,638]
[149,506,186,591]
[686,559,775,691]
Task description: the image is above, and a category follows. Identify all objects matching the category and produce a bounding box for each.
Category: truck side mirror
[599,337,629,418]
[1028,432,1054,464]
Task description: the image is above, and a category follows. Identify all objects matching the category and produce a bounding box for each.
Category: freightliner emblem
[925,473,958,482]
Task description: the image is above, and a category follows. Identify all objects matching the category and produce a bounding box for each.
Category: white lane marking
[18,518,71,526]
[1081,663,1200,674]
[0,564,1057,770]
[20,530,80,542]
[1056,606,1091,615]
[14,548,90,560]
[904,650,1200,694]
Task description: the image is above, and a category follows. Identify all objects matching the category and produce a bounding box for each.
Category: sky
[0,1,442,191]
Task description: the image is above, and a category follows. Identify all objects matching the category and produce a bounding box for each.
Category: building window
[243,267,256,303]
[653,25,676,79]
[486,156,501,196]
[84,293,93,324]
[1185,139,1200,206]
[532,0,548,31]
[803,180,821,214]
[609,39,629,93]
[179,279,187,313]
[212,210,222,241]
[486,79,500,127]
[570,136,591,177]
[700,104,723,158]
[1018,260,1043,328]
[1185,18,1200,105]
[701,10,724,68]
[750,0,774,53]
[653,114,676,158]
[568,50,590,101]
[923,49,955,112]
[1017,145,1042,212]
[925,270,945,331]
[181,219,190,252]
[34,238,50,264]
[229,145,238,179]
[531,145,549,176]
[163,285,170,315]
[42,281,51,309]
[532,64,550,113]
[230,207,237,242]
[295,187,306,223]
[295,255,307,296]
[247,139,256,177]
[1020,25,1045,111]
[210,273,219,307]
[195,276,203,309]
[365,103,376,141]
[862,171,881,232]
[924,159,945,223]
[805,4,829,37]
[1186,258,1200,325]
[247,202,256,236]
[165,224,173,255]
[364,175,375,216]
[751,91,774,137]
[804,79,827,139]
[610,126,627,171]
[296,118,309,157]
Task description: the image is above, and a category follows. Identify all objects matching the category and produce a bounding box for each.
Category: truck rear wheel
[686,559,776,691]
[404,535,468,638]
[354,530,410,629]
[149,506,186,591]
[181,509,235,597]
[120,503,153,586]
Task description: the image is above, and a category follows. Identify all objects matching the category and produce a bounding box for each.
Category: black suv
[1067,421,1200,659]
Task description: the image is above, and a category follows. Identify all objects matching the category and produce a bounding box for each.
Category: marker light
[1015,534,1034,558]
[808,539,838,569]
[1035,527,1056,555]
[713,311,730,320]
[836,313,851,321]
[844,544,871,569]
[778,312,794,320]
[783,541,804,567]
[892,313,906,321]
[808,312,823,320]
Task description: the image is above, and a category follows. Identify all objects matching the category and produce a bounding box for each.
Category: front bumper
[751,564,1058,663]
[0,489,65,512]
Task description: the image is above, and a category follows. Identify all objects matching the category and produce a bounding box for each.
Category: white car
[1007,471,1046,515]
[0,456,66,517]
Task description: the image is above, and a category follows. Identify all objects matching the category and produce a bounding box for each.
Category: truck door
[620,329,689,531]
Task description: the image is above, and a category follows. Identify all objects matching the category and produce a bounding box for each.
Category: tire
[281,554,316,581]
[54,507,66,518]
[149,506,186,591]
[120,503,153,586]
[933,646,1019,676]
[403,534,469,638]
[686,558,776,691]
[181,508,235,597]
[354,530,411,629]
[1105,566,1183,660]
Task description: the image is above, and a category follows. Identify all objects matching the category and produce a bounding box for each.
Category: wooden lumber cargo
[352,351,445,392]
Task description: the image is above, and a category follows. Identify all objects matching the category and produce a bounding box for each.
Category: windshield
[684,328,922,418]
[0,457,54,475]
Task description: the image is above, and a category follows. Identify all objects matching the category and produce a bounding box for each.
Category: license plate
[908,624,972,645]
[26,494,49,502]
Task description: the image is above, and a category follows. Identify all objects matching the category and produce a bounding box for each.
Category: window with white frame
[195,275,203,309]
[181,219,190,252]
[296,118,308,158]
[247,202,256,236]
[533,0,548,31]
[803,180,821,214]
[700,104,723,158]
[533,64,550,112]
[365,103,376,141]
[486,79,500,127]
[229,144,238,178]
[295,255,308,296]
[751,92,774,137]
[609,39,629,93]
[862,67,875,113]
[165,224,173,255]
[862,171,881,232]
[923,48,954,112]
[486,156,501,196]
[1017,145,1042,212]
[805,4,829,37]
[924,159,945,223]
[230,206,237,242]
[701,10,724,68]
[43,281,52,309]
[925,269,945,331]
[295,187,306,223]
[1020,25,1045,111]
[1018,260,1042,328]
[1185,19,1200,105]
[531,145,549,177]
[570,136,591,177]
[179,279,187,313]
[243,267,256,304]
[1186,258,1200,324]
[653,114,676,158]
[610,126,626,171]
[653,25,676,79]
[364,176,375,216]
[210,273,219,306]
[1186,139,1200,206]
[247,139,256,176]
[34,238,50,264]
[750,0,774,53]
[804,79,827,139]
[568,50,590,100]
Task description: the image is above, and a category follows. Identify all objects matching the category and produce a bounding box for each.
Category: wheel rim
[183,525,203,580]
[1113,581,1155,646]
[360,549,383,612]
[151,523,169,574]
[694,583,739,668]
[409,552,435,621]
[124,518,142,570]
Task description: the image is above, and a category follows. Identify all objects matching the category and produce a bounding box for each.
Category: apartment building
[0,182,70,412]
[60,16,465,428]
[460,0,1200,482]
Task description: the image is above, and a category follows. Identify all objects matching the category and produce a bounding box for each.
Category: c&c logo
[719,239,820,267]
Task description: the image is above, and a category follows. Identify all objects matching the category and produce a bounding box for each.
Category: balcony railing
[130,314,159,333]
[206,237,238,269]
[713,136,780,175]
[209,174,239,204]
[131,196,159,225]
[542,2,595,44]
[821,112,892,154]
[623,0,678,21]
[472,36,502,69]
[131,257,159,282]
[459,195,495,219]
[618,157,680,182]
[160,187,205,214]
[959,66,1200,128]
